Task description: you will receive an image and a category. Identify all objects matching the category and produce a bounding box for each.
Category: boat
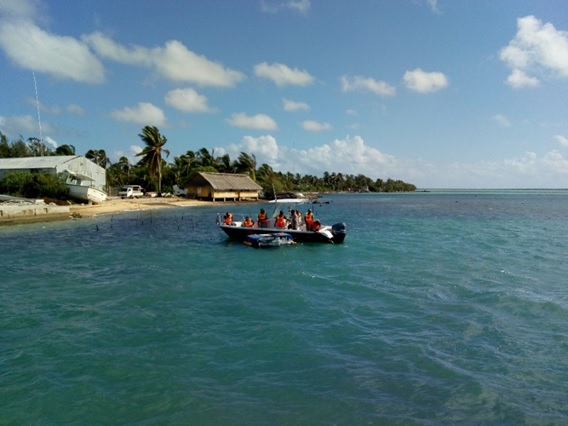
[62,170,107,203]
[267,191,310,204]
[217,214,347,244]
[243,233,296,248]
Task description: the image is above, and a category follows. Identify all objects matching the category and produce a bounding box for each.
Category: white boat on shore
[63,170,107,204]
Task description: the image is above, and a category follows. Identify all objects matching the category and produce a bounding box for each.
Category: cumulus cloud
[217,134,399,179]
[340,75,396,96]
[283,99,310,112]
[500,15,568,88]
[553,134,568,147]
[0,21,105,83]
[83,32,245,87]
[403,68,448,93]
[226,112,278,130]
[165,88,212,113]
[302,120,331,132]
[111,102,166,126]
[254,62,315,87]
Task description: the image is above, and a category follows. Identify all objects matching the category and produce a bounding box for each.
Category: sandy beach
[0,197,219,226]
[69,197,216,218]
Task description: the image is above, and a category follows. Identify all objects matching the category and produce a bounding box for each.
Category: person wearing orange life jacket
[304,209,314,230]
[312,219,321,232]
[274,210,287,228]
[242,216,254,227]
[223,212,234,225]
[257,208,269,228]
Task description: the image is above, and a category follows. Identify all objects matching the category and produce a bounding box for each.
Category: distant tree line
[0,128,416,198]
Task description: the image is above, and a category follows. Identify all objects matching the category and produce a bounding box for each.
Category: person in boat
[296,210,304,230]
[242,216,254,227]
[257,208,269,228]
[223,212,234,225]
[274,210,287,228]
[312,219,321,232]
[304,209,314,230]
[290,209,298,230]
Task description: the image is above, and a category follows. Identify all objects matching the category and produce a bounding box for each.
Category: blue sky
[1,0,567,188]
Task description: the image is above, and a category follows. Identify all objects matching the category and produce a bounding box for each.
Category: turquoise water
[1,191,567,424]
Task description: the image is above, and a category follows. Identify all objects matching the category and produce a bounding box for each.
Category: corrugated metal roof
[196,172,262,190]
[0,156,79,169]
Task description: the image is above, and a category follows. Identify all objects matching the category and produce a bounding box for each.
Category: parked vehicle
[118,185,144,198]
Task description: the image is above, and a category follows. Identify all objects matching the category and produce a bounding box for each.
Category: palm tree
[136,126,170,194]
[85,149,110,168]
[236,152,257,181]
[55,144,76,156]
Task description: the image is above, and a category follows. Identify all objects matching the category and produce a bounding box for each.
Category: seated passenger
[312,219,321,232]
[223,212,234,225]
[242,216,254,227]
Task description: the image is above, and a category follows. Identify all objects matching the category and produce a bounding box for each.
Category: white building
[0,156,106,192]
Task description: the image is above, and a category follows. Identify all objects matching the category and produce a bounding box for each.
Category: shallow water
[2,190,567,424]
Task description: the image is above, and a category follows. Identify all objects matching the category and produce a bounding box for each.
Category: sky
[1,0,568,188]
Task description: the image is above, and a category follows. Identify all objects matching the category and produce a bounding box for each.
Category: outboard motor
[332,222,346,234]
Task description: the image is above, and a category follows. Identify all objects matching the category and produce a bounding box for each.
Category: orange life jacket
[305,212,313,223]
[224,214,233,225]
[275,217,286,228]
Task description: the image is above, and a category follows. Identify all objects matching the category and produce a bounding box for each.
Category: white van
[118,185,145,199]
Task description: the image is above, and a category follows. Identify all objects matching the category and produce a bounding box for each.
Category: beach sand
[0,197,218,226]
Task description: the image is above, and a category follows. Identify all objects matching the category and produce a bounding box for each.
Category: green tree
[55,144,76,155]
[235,152,257,181]
[136,126,170,194]
[85,149,110,168]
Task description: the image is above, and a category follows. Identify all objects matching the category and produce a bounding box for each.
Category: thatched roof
[190,172,262,191]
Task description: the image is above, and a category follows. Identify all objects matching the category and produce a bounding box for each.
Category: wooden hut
[186,172,262,202]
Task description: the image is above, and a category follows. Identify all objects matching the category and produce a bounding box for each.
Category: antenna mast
[32,71,43,144]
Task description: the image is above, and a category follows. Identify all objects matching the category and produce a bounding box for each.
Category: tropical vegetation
[0,129,416,199]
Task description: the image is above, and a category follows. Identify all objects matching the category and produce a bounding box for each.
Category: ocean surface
[1,190,567,425]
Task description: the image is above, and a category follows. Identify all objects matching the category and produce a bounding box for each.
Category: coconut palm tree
[85,149,110,168]
[136,126,170,194]
[236,152,257,181]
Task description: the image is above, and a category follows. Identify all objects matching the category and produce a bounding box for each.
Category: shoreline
[0,197,220,226]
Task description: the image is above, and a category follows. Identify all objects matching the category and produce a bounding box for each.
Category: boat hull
[219,223,346,244]
[67,185,107,204]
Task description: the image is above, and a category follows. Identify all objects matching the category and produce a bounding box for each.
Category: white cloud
[215,134,568,188]
[261,0,311,15]
[283,99,310,112]
[111,102,166,126]
[0,21,105,83]
[254,62,315,87]
[217,134,399,180]
[226,112,278,130]
[553,134,568,147]
[505,69,540,88]
[44,136,58,148]
[165,88,212,113]
[500,15,568,88]
[84,32,245,87]
[493,114,511,127]
[302,120,331,132]
[340,75,396,96]
[403,68,448,93]
[0,114,56,138]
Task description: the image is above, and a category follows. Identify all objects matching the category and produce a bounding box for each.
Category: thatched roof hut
[186,172,262,202]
